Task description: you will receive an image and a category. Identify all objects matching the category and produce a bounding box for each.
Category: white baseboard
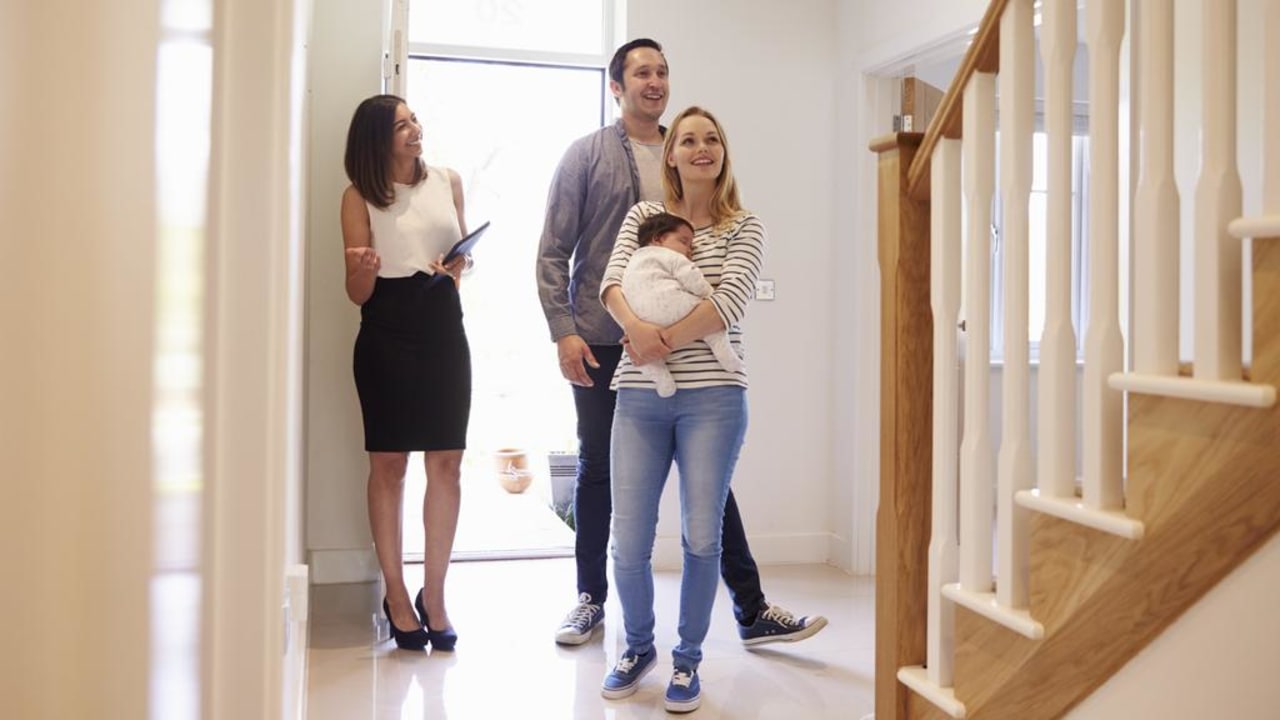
[652,532,833,571]
[282,564,309,720]
[309,548,380,584]
[312,533,840,579]
[827,532,853,573]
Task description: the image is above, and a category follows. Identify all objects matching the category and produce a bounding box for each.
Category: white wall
[849,0,990,72]
[304,0,845,580]
[834,7,892,575]
[205,0,313,709]
[833,0,997,577]
[0,3,156,715]
[302,0,1267,591]
[1068,534,1280,719]
[628,0,840,569]
[2,0,313,714]
[305,0,389,583]
[285,0,315,575]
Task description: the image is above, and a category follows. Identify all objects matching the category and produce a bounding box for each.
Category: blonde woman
[598,106,782,713]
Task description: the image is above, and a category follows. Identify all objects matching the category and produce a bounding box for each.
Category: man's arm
[537,137,599,386]
[536,138,589,342]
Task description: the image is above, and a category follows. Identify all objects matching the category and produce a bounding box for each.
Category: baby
[621,212,743,397]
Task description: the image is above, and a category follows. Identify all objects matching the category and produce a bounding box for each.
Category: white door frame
[204,0,309,716]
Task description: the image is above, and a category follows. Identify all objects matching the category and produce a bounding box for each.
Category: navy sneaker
[739,603,829,646]
[555,592,604,645]
[664,665,701,713]
[600,646,657,699]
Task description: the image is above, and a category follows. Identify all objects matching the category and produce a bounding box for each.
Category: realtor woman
[339,93,471,651]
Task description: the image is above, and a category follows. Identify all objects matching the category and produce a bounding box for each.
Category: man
[536,38,827,650]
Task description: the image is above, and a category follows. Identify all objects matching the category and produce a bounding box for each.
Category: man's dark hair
[637,212,693,247]
[608,38,664,86]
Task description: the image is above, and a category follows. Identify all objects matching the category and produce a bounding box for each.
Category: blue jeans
[610,385,748,669]
[571,346,765,622]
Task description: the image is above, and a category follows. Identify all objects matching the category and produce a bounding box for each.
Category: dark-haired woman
[341,94,469,651]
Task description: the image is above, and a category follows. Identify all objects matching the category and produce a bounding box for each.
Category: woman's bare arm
[341,185,379,305]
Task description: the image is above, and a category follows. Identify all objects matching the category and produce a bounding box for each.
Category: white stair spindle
[1193,0,1244,380]
[1038,0,1079,501]
[960,72,997,594]
[927,138,962,687]
[996,0,1034,610]
[1084,0,1127,511]
[1132,0,1181,375]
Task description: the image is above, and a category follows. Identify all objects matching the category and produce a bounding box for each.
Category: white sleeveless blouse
[368,166,462,278]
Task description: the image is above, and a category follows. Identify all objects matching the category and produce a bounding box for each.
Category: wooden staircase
[871,1,1280,718]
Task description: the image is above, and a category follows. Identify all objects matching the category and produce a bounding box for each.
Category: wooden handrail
[905,0,1010,200]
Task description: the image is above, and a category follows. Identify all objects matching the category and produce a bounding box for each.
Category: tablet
[428,221,489,286]
[444,220,490,263]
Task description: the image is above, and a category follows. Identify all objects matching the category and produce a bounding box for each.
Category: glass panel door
[401,57,604,558]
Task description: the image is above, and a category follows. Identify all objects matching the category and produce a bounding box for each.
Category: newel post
[870,133,933,720]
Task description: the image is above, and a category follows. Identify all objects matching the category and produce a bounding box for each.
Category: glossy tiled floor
[306,558,875,719]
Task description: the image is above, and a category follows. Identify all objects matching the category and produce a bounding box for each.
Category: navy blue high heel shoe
[383,597,429,650]
[415,588,458,651]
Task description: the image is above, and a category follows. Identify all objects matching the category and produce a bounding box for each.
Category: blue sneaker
[555,593,604,645]
[739,602,829,647]
[601,646,657,699]
[664,665,701,713]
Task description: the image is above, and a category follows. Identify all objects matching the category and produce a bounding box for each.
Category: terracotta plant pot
[499,468,534,494]
[493,448,532,494]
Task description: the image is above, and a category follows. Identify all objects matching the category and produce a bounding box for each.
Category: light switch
[755,279,776,301]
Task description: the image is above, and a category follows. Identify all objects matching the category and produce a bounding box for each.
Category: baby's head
[637,212,695,259]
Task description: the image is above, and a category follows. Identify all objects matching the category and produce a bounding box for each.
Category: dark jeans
[572,344,767,625]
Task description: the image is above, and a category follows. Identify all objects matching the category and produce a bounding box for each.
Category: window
[401,1,613,457]
[990,130,1090,362]
[409,0,606,56]
[392,0,615,558]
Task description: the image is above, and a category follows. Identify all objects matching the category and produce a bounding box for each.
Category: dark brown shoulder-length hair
[343,94,425,210]
[661,106,743,229]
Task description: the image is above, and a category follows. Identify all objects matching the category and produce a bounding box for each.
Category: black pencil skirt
[353,272,471,452]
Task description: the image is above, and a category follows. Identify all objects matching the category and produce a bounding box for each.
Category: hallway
[307,558,875,718]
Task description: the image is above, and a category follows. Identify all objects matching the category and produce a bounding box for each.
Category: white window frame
[990,119,1090,364]
[383,0,621,562]
[389,0,620,97]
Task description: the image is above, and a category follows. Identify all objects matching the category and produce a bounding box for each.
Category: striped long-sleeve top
[600,200,766,391]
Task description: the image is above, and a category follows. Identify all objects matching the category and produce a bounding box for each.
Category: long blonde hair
[661,106,743,229]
